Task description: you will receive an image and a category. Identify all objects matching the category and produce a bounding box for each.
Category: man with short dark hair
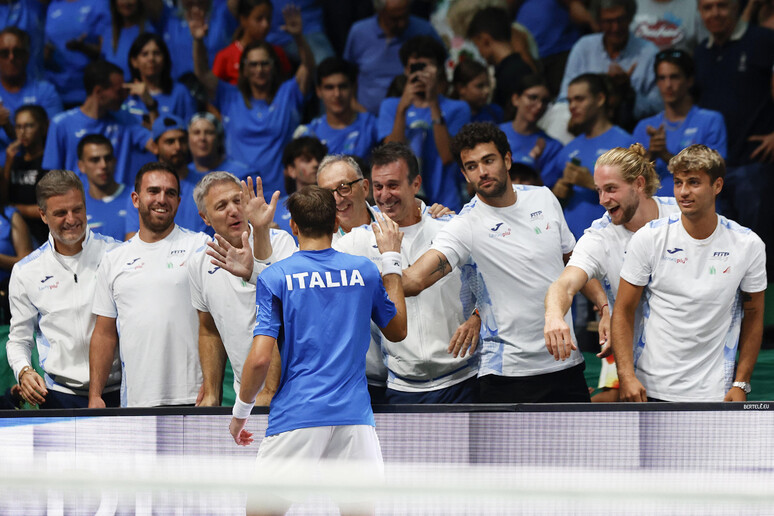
[335,142,480,403]
[467,6,534,110]
[379,35,471,212]
[89,162,209,408]
[42,60,153,186]
[551,73,634,239]
[229,184,406,514]
[7,169,120,408]
[78,134,131,241]
[274,136,327,236]
[296,57,378,159]
[612,144,766,402]
[633,49,726,195]
[402,123,587,403]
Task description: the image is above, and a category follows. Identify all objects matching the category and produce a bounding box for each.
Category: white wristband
[232,395,255,419]
[381,251,402,276]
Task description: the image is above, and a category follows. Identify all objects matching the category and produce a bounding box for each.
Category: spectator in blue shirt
[296,57,379,160]
[191,5,313,198]
[186,111,250,184]
[274,136,327,238]
[551,73,634,238]
[101,0,164,81]
[122,32,197,128]
[451,59,503,125]
[343,0,440,114]
[77,134,131,241]
[499,75,563,188]
[379,35,471,212]
[559,0,662,121]
[633,48,727,196]
[0,0,45,81]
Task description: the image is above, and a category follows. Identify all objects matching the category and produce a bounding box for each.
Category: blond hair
[595,143,660,196]
[668,144,725,182]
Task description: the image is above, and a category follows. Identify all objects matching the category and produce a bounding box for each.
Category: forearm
[13,204,42,219]
[402,250,451,297]
[251,225,272,261]
[198,334,226,405]
[580,279,607,312]
[193,37,217,99]
[381,272,407,342]
[238,336,274,403]
[88,325,118,399]
[254,344,281,406]
[429,102,454,165]
[610,310,636,376]
[736,294,765,382]
[545,280,575,321]
[385,107,409,144]
[0,253,22,270]
[294,33,314,94]
[6,339,33,381]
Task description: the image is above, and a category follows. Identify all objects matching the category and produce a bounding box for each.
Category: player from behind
[229,185,407,514]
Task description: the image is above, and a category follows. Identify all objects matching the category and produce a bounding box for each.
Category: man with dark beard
[400,123,588,403]
[544,144,679,401]
[89,162,209,407]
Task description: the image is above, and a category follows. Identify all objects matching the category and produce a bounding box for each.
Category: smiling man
[188,172,296,407]
[89,162,210,407]
[6,170,119,408]
[544,144,678,401]
[401,123,587,403]
[612,144,766,402]
[316,154,375,242]
[334,142,479,403]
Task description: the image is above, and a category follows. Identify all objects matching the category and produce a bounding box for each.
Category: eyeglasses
[325,178,363,197]
[0,47,28,60]
[656,49,688,62]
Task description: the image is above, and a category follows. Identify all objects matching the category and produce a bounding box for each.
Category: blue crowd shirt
[297,112,379,159]
[266,0,325,48]
[84,184,131,241]
[0,0,45,80]
[186,158,251,185]
[471,104,503,124]
[122,82,197,125]
[499,123,564,187]
[42,108,152,187]
[44,0,110,105]
[560,32,662,119]
[254,248,396,436]
[343,15,440,114]
[0,206,19,284]
[517,0,581,58]
[633,106,727,195]
[0,79,63,150]
[272,195,294,243]
[378,96,471,212]
[161,2,236,80]
[215,78,304,198]
[553,126,634,239]
[100,24,157,81]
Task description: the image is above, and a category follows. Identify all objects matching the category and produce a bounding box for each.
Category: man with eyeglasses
[559,0,662,121]
[633,49,727,196]
[0,27,62,143]
[316,154,376,243]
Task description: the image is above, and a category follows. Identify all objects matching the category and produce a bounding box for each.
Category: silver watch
[732,381,751,394]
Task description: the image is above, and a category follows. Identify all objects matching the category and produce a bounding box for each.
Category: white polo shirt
[620,214,767,401]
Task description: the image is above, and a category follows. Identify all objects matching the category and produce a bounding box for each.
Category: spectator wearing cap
[343,0,441,114]
[633,48,726,195]
[187,112,250,184]
[42,60,153,188]
[125,115,210,237]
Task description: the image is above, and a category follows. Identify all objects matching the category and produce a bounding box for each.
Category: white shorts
[252,425,384,508]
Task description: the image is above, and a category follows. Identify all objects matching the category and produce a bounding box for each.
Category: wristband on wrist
[381,251,402,276]
[232,395,255,419]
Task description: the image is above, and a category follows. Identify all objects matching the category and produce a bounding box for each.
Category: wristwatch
[431,116,446,126]
[732,381,751,394]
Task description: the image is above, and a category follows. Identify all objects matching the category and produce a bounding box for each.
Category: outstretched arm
[402,249,453,297]
[544,265,589,360]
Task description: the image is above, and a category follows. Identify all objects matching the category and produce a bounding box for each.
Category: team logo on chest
[488,222,511,238]
[709,251,730,262]
[662,247,687,264]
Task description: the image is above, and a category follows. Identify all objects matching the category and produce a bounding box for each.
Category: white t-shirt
[187,227,297,394]
[93,226,210,407]
[431,185,580,377]
[620,214,767,401]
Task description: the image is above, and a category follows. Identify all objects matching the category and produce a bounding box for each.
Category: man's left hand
[749,132,774,163]
[427,203,454,218]
[207,232,253,281]
[229,417,253,446]
[724,386,748,402]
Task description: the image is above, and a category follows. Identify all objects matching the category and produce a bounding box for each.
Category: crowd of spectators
[0,0,772,409]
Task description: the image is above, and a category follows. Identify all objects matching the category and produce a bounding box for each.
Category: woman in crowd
[101,0,163,81]
[2,105,48,246]
[191,5,313,197]
[123,32,197,128]
[498,74,564,188]
[186,112,250,184]
[452,59,502,124]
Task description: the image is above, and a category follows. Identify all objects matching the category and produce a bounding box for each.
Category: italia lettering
[285,269,365,290]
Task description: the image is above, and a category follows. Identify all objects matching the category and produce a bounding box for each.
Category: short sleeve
[92,259,118,318]
[187,252,207,312]
[567,230,605,281]
[253,274,282,338]
[619,227,654,287]
[41,120,63,170]
[740,233,767,293]
[550,190,575,254]
[430,215,473,270]
[370,269,397,329]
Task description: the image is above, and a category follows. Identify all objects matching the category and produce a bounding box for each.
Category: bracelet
[600,303,609,311]
[381,251,402,276]
[17,365,32,384]
[232,395,255,420]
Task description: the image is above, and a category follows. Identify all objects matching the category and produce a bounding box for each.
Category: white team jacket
[6,229,121,395]
[335,202,479,392]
